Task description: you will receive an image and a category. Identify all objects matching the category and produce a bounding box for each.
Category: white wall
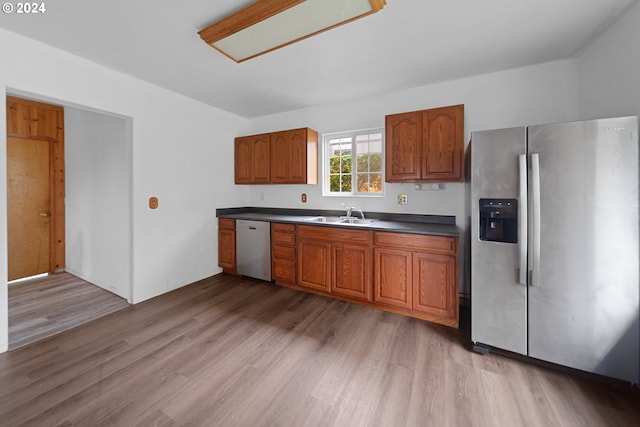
[247,59,580,217]
[0,28,249,352]
[578,0,640,119]
[65,107,132,300]
[247,59,582,295]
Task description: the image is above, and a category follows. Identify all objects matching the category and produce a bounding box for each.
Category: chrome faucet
[341,204,365,220]
[341,203,354,218]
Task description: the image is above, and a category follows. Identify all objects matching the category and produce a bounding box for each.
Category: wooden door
[332,243,372,301]
[412,252,457,321]
[374,247,412,309]
[7,137,51,281]
[297,239,331,292]
[385,111,422,182]
[6,96,65,281]
[422,104,464,181]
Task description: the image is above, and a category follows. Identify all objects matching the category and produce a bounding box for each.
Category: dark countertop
[216,207,459,237]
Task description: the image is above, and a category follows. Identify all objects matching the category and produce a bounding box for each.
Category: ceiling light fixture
[198,0,387,63]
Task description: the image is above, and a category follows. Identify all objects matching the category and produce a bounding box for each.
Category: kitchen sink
[304,216,345,223]
[340,218,376,225]
[304,216,376,226]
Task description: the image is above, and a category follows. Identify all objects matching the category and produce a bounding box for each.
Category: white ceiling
[0,0,636,118]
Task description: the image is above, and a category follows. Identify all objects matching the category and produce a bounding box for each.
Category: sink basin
[340,218,377,225]
[304,216,345,223]
[304,216,376,226]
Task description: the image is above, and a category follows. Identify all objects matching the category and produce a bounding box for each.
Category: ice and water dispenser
[479,199,518,243]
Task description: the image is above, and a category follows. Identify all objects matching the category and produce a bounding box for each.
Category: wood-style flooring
[8,272,130,349]
[1,273,639,426]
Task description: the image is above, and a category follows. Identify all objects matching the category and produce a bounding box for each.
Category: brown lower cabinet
[218,218,236,274]
[271,222,297,284]
[219,219,459,328]
[374,232,458,326]
[297,225,372,301]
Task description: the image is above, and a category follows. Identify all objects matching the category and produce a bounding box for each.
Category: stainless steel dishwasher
[235,220,271,281]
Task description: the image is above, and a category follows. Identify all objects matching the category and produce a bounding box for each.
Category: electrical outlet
[149,197,158,209]
[398,194,408,205]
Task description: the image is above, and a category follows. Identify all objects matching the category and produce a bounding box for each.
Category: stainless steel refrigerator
[470,116,639,384]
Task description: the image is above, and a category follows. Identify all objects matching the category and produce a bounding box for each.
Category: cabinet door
[385,111,422,182]
[374,247,412,309]
[270,131,290,183]
[271,129,312,184]
[298,239,331,292]
[412,252,457,321]
[252,134,271,183]
[288,129,308,183]
[235,134,270,184]
[422,104,464,181]
[332,243,372,301]
[234,137,253,184]
[218,228,236,271]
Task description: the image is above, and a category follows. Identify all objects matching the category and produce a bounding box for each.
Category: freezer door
[471,127,528,355]
[528,117,639,383]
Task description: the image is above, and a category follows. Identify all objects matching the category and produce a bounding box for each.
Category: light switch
[149,197,158,209]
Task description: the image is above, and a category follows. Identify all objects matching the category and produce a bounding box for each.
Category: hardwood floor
[8,272,130,349]
[1,273,638,426]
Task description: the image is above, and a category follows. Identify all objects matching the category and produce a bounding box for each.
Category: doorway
[5,95,132,349]
[6,96,65,279]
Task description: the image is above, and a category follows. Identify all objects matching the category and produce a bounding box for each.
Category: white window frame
[322,128,385,197]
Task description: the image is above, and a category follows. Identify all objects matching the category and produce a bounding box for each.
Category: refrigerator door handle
[530,153,541,287]
[518,154,528,285]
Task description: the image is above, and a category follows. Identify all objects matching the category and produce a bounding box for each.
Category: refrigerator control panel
[479,198,517,243]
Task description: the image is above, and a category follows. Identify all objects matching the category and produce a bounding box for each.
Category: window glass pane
[342,174,352,192]
[324,129,383,195]
[370,173,382,192]
[356,173,369,192]
[369,151,383,173]
[340,154,352,173]
[330,174,340,192]
[356,151,369,173]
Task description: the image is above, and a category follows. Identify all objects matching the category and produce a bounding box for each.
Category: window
[323,129,384,196]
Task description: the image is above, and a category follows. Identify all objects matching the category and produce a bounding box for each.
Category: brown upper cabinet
[235,133,271,184]
[234,127,318,185]
[385,104,464,183]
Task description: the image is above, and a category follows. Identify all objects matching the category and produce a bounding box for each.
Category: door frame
[6,96,65,276]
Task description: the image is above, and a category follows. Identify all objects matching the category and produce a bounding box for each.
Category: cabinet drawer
[272,245,295,260]
[374,232,456,254]
[298,225,372,245]
[272,231,296,246]
[219,218,235,230]
[272,222,295,233]
[273,260,296,283]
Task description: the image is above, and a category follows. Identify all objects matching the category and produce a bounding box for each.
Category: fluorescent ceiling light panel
[199,0,386,63]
